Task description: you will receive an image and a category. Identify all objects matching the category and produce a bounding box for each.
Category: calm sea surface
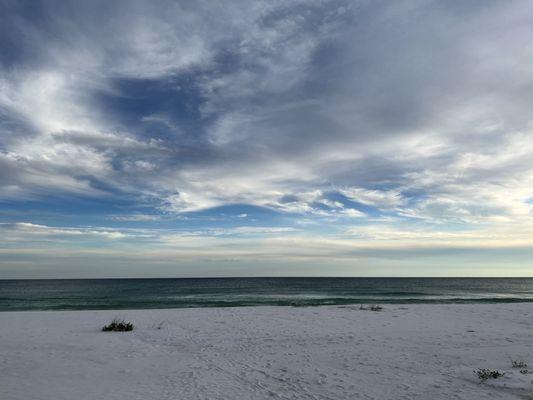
[0,278,532,311]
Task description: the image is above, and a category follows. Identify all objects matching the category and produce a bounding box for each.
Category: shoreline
[0,299,533,314]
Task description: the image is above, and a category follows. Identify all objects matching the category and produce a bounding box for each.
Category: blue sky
[1,0,533,277]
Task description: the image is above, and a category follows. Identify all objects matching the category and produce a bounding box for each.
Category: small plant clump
[511,359,528,369]
[475,368,505,382]
[102,318,134,332]
[358,304,384,311]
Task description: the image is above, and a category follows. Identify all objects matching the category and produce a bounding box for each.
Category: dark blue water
[1,278,532,311]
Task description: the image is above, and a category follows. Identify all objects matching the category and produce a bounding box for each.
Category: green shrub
[102,318,134,332]
[475,368,505,382]
[511,359,528,369]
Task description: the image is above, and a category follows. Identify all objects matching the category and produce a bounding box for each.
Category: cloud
[109,214,163,222]
[2,1,533,275]
[339,188,404,210]
[2,218,533,277]
[0,222,130,241]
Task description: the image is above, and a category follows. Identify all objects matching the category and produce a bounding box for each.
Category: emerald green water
[1,277,532,311]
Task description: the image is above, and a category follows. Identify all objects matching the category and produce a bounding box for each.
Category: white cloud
[339,188,404,210]
[3,0,533,278]
[0,223,130,240]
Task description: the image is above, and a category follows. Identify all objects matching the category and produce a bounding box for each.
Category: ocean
[0,277,532,311]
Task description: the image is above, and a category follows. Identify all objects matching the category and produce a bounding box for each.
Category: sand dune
[1,304,532,399]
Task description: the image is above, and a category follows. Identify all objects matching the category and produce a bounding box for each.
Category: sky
[1,0,533,278]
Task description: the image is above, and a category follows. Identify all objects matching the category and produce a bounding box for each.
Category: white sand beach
[1,304,532,400]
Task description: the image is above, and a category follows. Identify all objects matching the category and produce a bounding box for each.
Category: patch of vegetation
[102,318,134,332]
[511,359,528,369]
[358,304,384,311]
[475,368,505,382]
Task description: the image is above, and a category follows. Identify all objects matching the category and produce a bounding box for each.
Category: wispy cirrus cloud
[2,0,533,276]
